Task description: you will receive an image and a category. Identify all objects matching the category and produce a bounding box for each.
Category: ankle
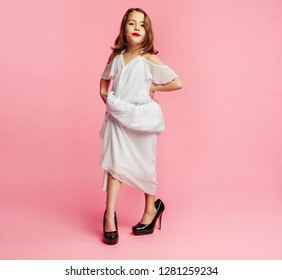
[144,207,157,216]
[105,209,115,218]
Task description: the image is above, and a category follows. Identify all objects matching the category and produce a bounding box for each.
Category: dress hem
[101,167,157,196]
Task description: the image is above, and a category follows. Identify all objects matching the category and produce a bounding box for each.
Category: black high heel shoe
[103,211,119,245]
[132,199,165,235]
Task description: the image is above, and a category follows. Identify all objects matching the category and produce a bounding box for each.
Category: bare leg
[140,193,157,224]
[104,173,122,232]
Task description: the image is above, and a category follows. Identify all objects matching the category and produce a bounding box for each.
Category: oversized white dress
[100,52,178,195]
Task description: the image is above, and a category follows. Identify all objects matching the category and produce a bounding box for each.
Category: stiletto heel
[103,211,119,245]
[132,199,165,235]
[157,213,163,230]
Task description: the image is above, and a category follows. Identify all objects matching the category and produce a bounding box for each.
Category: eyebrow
[127,19,144,23]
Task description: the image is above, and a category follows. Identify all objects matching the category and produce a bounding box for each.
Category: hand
[150,90,159,103]
[150,83,157,92]
[100,92,108,104]
[150,83,159,103]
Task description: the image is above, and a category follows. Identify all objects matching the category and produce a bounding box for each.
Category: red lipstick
[132,33,141,37]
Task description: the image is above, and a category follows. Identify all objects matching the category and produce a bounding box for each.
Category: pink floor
[1,173,282,260]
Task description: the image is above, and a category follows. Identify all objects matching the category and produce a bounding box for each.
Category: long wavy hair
[111,8,158,54]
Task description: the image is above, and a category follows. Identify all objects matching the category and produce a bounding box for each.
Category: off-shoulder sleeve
[101,55,120,80]
[142,58,179,84]
[101,61,113,80]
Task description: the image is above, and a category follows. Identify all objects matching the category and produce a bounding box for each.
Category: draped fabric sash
[100,91,165,139]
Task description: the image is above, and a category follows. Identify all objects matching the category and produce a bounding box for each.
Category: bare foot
[140,208,157,224]
[104,212,116,232]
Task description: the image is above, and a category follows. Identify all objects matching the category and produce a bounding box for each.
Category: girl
[100,8,182,245]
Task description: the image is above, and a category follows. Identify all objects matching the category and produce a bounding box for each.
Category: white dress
[100,52,178,195]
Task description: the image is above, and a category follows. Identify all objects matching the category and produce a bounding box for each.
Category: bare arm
[151,78,182,92]
[100,78,111,104]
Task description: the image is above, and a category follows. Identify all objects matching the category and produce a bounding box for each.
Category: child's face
[125,11,146,48]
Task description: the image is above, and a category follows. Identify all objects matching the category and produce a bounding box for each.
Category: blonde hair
[111,8,158,54]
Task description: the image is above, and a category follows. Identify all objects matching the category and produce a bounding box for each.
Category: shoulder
[106,51,120,64]
[141,53,166,66]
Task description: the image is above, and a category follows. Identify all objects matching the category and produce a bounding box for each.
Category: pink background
[1,0,282,259]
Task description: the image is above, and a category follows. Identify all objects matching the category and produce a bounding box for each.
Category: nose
[134,25,140,31]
